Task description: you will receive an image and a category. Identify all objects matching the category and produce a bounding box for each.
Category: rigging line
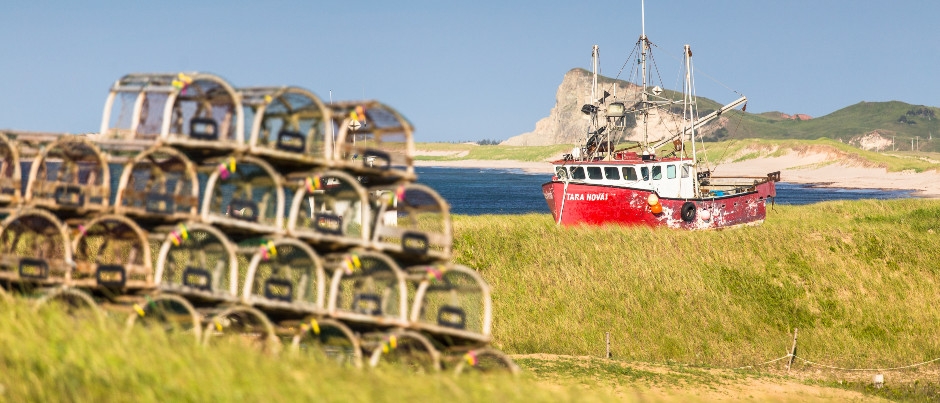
[631,44,682,146]
[658,48,745,97]
[709,111,749,174]
[610,43,639,84]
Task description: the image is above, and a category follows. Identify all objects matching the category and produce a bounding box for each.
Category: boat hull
[541,181,774,229]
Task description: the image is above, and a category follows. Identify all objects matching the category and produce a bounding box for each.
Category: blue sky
[1,1,937,143]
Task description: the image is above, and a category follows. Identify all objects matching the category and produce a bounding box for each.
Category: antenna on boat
[641,0,646,40]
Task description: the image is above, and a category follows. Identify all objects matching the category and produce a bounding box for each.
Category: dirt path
[511,354,892,402]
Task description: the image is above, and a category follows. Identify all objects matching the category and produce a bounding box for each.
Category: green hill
[718,101,940,152]
[587,69,940,152]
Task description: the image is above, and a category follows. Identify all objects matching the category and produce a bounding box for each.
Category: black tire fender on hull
[680,201,696,222]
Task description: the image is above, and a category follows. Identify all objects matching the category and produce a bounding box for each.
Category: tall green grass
[3,200,939,400]
[452,199,940,369]
[0,299,616,402]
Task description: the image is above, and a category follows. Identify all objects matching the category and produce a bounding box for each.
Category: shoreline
[413,158,940,199]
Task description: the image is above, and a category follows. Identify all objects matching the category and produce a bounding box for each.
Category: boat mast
[639,0,650,150]
[591,45,598,111]
[684,44,696,165]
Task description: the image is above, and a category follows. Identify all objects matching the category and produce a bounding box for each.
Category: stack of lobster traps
[0,72,518,374]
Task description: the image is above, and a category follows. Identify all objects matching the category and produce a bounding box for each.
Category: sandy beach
[414,151,940,198]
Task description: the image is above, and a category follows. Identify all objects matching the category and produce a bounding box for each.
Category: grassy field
[453,199,940,368]
[415,143,573,162]
[3,199,940,401]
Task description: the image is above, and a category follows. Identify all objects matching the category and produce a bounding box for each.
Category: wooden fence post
[606,332,611,359]
[786,328,798,372]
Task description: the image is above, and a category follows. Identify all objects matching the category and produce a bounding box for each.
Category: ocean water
[414,166,917,216]
[29,163,914,217]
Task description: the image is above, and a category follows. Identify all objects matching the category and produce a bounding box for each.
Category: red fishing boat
[543,7,778,229]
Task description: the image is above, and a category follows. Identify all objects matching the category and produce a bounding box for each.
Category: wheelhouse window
[652,165,662,180]
[555,166,569,180]
[667,164,676,179]
[623,167,638,181]
[681,164,691,178]
[571,166,586,180]
[587,166,603,180]
[604,167,620,180]
[640,167,650,181]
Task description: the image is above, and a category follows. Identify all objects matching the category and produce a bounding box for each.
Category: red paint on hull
[542,181,773,229]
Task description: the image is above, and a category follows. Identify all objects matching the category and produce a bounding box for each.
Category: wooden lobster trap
[114,146,201,223]
[408,264,492,347]
[406,263,518,374]
[0,208,73,288]
[200,155,286,237]
[241,86,332,170]
[369,183,453,265]
[153,222,240,303]
[25,136,110,216]
[329,101,416,185]
[71,214,153,291]
[241,237,326,314]
[285,170,372,251]
[98,72,244,159]
[324,250,443,370]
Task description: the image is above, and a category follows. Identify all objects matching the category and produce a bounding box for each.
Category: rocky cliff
[503,68,708,147]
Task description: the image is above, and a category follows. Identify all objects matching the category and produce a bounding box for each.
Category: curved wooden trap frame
[124,293,203,344]
[366,330,442,372]
[98,72,244,157]
[71,214,153,290]
[114,146,200,222]
[286,169,371,250]
[241,86,332,168]
[329,100,415,184]
[325,250,409,329]
[0,132,22,206]
[201,305,280,354]
[0,208,73,287]
[33,286,105,324]
[201,155,286,236]
[290,317,363,368]
[154,222,239,302]
[25,136,110,214]
[370,183,453,264]
[241,237,326,315]
[408,264,492,346]
[451,347,521,375]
